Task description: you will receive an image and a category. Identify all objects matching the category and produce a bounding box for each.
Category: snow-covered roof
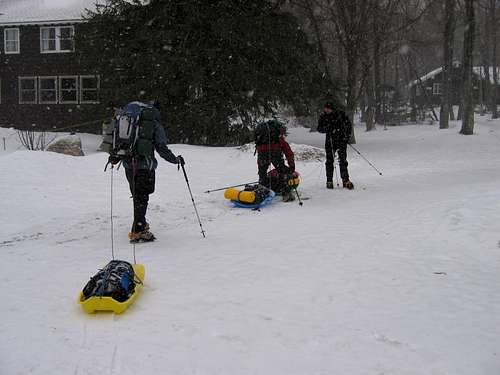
[409,62,500,87]
[408,61,460,87]
[0,0,100,26]
[472,66,500,84]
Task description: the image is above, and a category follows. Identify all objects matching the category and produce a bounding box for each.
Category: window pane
[61,90,77,102]
[21,91,36,103]
[82,90,98,102]
[42,39,56,51]
[40,78,56,90]
[61,78,77,90]
[40,90,56,102]
[20,79,35,90]
[42,28,55,39]
[60,38,73,51]
[60,77,77,102]
[81,77,98,89]
[5,29,18,41]
[6,41,18,52]
[60,27,73,39]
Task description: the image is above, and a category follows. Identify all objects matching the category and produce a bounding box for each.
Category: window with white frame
[4,28,20,54]
[40,26,74,53]
[59,76,78,103]
[432,83,442,95]
[39,77,58,103]
[19,77,37,104]
[80,75,99,103]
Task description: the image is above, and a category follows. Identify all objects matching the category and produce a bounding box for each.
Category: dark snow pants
[257,150,291,194]
[125,168,155,233]
[325,141,349,182]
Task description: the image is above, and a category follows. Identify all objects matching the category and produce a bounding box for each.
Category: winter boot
[282,191,296,202]
[342,180,354,190]
[326,181,334,189]
[128,230,156,243]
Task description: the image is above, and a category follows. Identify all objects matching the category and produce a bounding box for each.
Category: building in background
[0,0,106,132]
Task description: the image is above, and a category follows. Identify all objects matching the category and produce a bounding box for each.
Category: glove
[108,154,121,165]
[177,155,185,166]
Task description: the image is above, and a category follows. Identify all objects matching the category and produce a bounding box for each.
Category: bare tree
[440,0,456,129]
[460,0,476,135]
[489,0,499,118]
[17,129,55,151]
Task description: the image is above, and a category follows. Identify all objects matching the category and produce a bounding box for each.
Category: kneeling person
[254,120,296,202]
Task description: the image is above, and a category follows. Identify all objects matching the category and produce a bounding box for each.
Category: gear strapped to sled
[224,184,276,208]
[79,261,145,314]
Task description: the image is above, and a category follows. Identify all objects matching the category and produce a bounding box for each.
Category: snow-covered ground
[1,118,499,375]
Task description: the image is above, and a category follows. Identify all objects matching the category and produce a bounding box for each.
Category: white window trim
[59,75,79,104]
[38,76,58,104]
[40,26,74,54]
[4,28,20,54]
[80,75,100,104]
[19,77,38,104]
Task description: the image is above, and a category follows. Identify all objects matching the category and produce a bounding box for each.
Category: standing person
[108,100,184,243]
[317,101,354,190]
[255,120,296,202]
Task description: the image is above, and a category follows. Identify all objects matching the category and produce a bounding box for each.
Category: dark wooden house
[0,0,107,132]
[408,62,500,108]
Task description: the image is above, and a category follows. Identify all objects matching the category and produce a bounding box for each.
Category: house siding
[0,23,107,133]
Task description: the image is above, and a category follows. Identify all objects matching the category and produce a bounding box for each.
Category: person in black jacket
[108,100,184,243]
[317,102,354,189]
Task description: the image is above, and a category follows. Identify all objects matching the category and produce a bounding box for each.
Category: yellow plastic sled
[78,263,145,314]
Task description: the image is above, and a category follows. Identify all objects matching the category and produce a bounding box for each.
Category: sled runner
[224,184,276,209]
[78,261,145,314]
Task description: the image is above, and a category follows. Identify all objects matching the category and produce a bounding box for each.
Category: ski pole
[292,186,303,206]
[204,181,259,194]
[179,163,206,238]
[347,144,383,176]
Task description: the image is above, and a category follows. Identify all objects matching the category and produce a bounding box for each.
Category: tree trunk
[346,54,358,143]
[440,0,455,129]
[481,1,493,113]
[373,34,382,124]
[460,0,475,135]
[491,0,499,119]
[365,67,376,131]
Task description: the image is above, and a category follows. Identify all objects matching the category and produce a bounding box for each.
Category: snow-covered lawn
[1,118,499,375]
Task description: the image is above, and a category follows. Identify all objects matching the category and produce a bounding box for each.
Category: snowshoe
[342,180,354,190]
[128,230,156,243]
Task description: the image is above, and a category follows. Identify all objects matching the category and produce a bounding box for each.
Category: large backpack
[254,120,283,146]
[111,102,156,159]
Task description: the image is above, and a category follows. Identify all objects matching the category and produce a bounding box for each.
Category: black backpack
[254,120,283,145]
[82,260,137,302]
[243,184,271,205]
[111,102,156,160]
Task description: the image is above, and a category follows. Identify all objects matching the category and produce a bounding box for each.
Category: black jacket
[317,109,352,145]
